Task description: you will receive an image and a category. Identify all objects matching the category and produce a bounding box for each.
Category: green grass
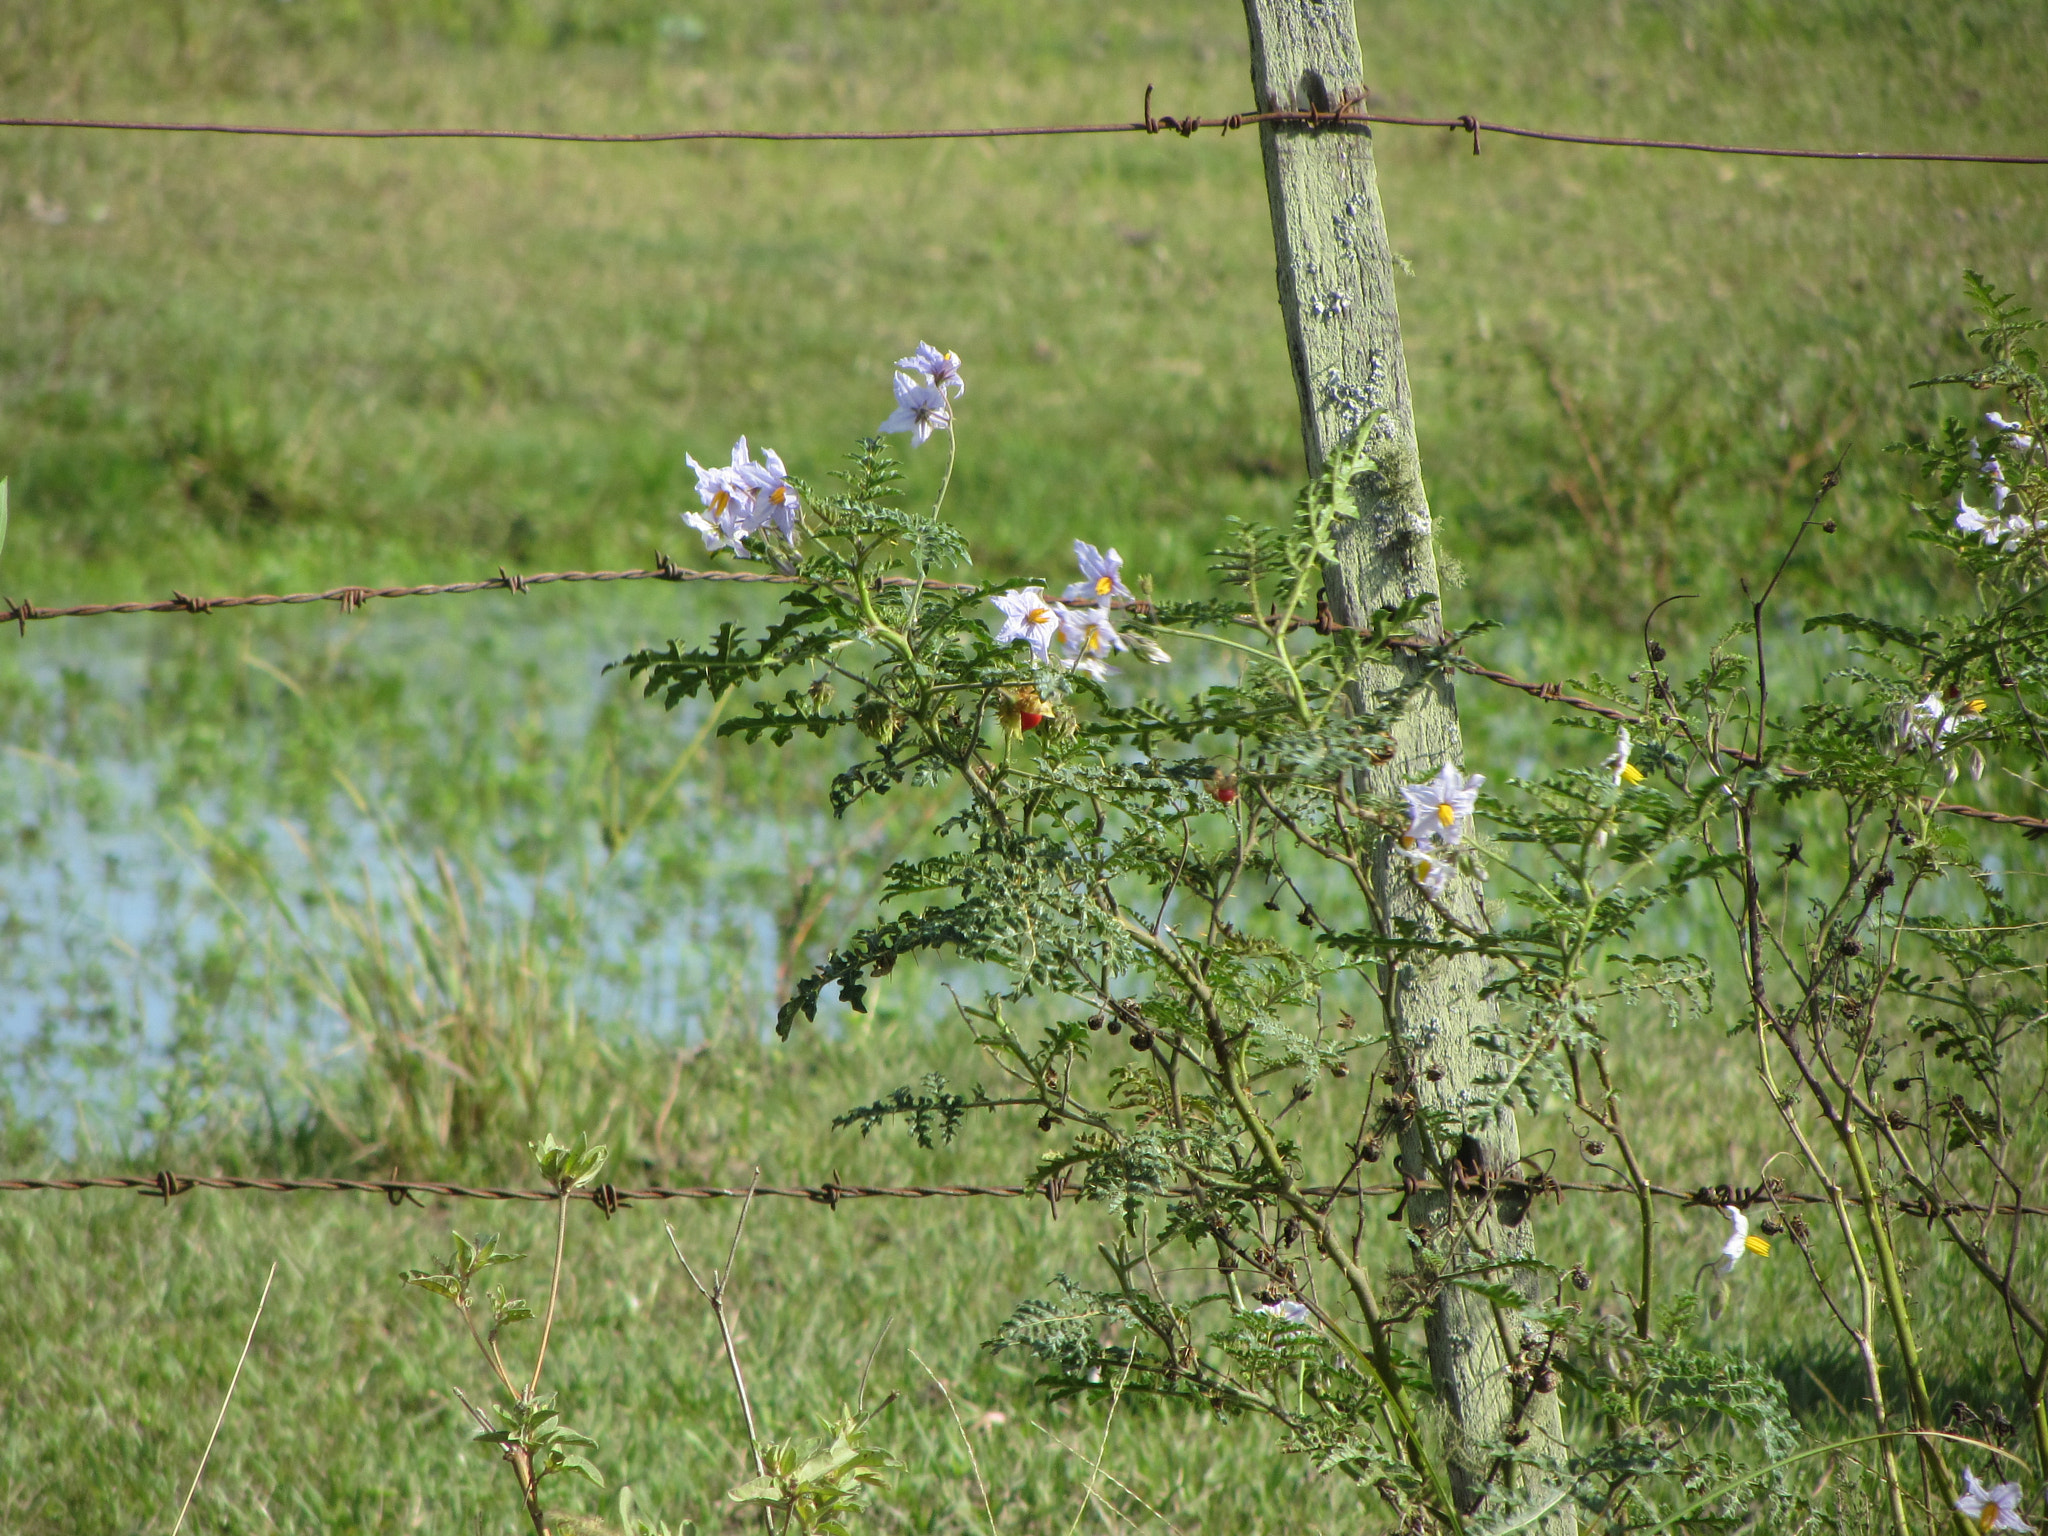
[3,0,2047,621]
[5,2,2048,1532]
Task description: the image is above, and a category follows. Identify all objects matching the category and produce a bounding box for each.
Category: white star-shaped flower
[1715,1204,1770,1277]
[1957,1469,2034,1532]
[739,446,801,541]
[1402,761,1484,847]
[879,371,953,446]
[989,588,1062,661]
[685,503,753,556]
[1059,602,1127,673]
[1958,496,2003,544]
[895,341,965,396]
[688,444,756,529]
[1258,1298,1312,1326]
[1062,540,1132,605]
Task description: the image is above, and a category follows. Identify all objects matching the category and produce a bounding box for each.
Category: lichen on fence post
[1238,2,1571,1525]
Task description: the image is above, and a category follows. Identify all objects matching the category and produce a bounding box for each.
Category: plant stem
[933,419,958,520]
[528,1184,571,1401]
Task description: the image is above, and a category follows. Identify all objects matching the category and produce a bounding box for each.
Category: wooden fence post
[1239,4,1572,1525]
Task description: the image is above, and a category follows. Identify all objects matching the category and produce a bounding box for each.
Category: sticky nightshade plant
[615,349,1841,1532]
[625,290,2048,1530]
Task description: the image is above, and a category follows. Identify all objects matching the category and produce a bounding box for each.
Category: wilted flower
[896,341,965,397]
[1403,843,1453,898]
[990,588,1063,661]
[1955,1469,2033,1532]
[1987,411,2036,453]
[1715,1205,1771,1277]
[1604,727,1647,787]
[1127,631,1172,666]
[1059,603,1127,673]
[1063,540,1133,605]
[1402,761,1484,847]
[879,372,953,446]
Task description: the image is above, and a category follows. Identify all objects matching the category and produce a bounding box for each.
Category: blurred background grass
[3,1,2047,1532]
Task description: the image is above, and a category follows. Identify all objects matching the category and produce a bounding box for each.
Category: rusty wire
[10,557,2045,837]
[2,1169,2042,1221]
[2,92,2044,166]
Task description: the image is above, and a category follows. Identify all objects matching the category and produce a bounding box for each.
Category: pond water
[0,583,920,1144]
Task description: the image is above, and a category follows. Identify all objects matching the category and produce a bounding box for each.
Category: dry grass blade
[169,1262,277,1536]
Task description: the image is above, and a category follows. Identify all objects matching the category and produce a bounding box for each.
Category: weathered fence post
[1239,4,1572,1525]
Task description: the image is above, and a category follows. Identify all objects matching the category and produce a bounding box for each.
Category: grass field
[5,2,2048,1532]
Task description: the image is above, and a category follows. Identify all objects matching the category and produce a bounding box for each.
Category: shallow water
[0,583,918,1143]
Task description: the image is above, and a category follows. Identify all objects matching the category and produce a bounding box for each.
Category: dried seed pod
[1037,1114,1054,1132]
[1533,1366,1559,1394]
[1759,1216,1784,1236]
[1569,1265,1591,1292]
[1086,1014,1104,1031]
[1423,1065,1445,1082]
[1362,1136,1383,1163]
[1129,1029,1154,1051]
[1584,1140,1607,1157]
[1331,1062,1350,1079]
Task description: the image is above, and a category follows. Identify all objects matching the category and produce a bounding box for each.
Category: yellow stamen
[1620,763,1647,786]
[1745,1235,1771,1258]
[711,491,730,514]
[1096,575,1114,596]
[1437,803,1456,827]
[1398,834,1417,849]
[1980,1504,2001,1533]
[1965,699,1987,713]
[1028,608,1052,626]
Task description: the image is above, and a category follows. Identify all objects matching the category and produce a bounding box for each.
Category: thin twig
[169,1262,276,1536]
[667,1174,766,1477]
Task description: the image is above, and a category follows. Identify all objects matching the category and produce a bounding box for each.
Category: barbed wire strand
[8,559,2041,836]
[1,1170,2040,1221]
[2,97,2044,166]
